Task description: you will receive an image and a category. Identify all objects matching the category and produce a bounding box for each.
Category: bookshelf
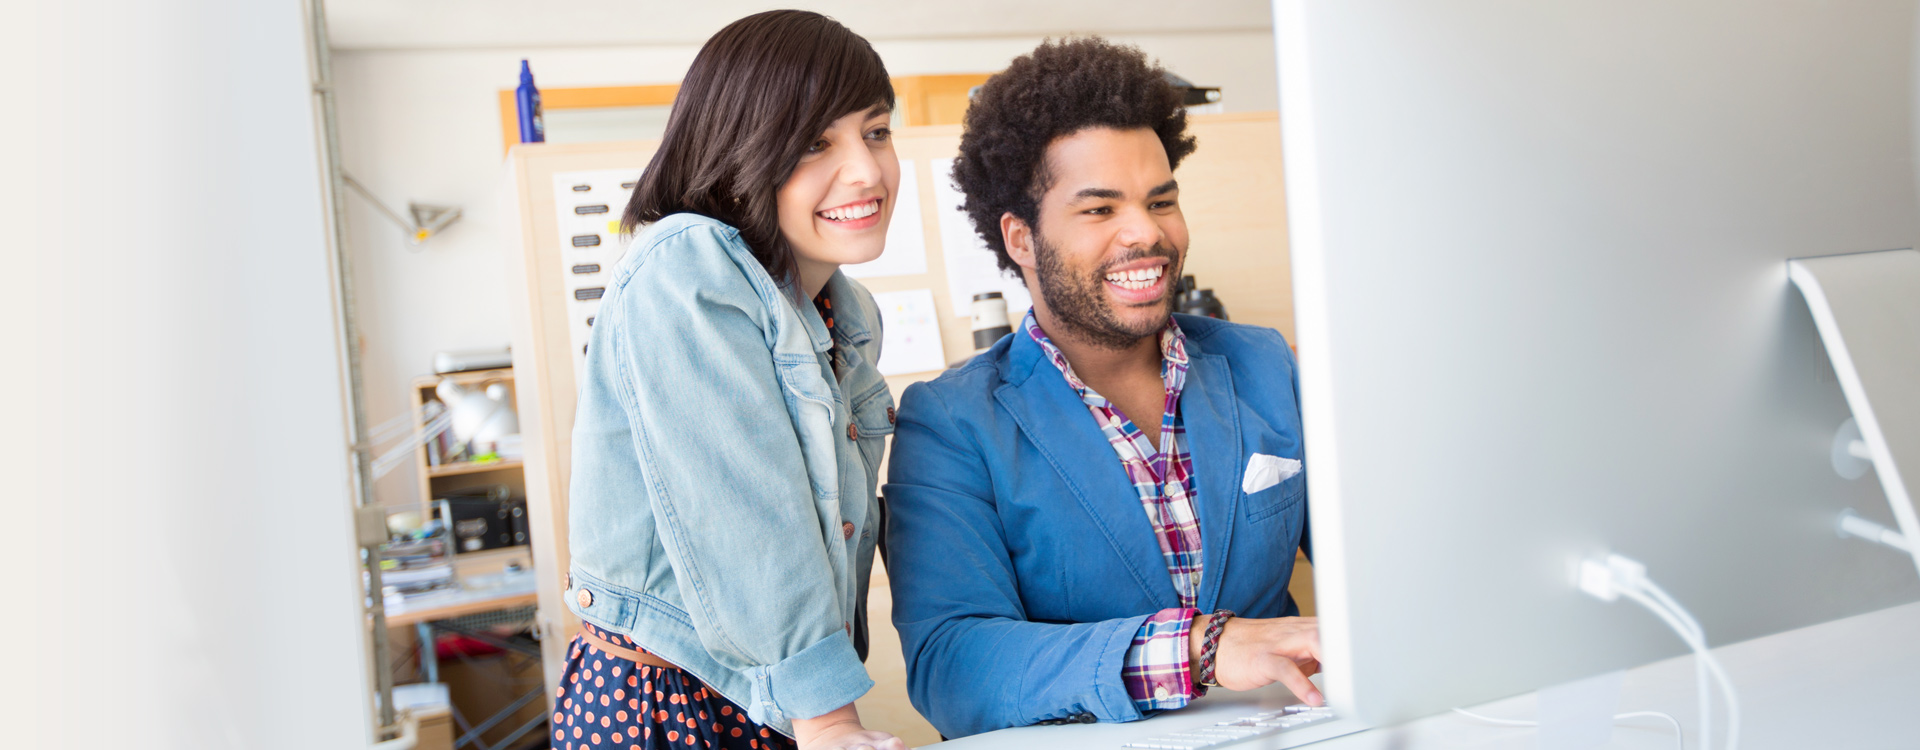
[408,368,530,568]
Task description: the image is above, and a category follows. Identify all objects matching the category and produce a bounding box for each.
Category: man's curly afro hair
[952,37,1198,276]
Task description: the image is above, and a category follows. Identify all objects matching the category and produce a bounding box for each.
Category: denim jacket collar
[785,270,876,355]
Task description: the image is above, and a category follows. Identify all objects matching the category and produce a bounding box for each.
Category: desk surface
[383,571,539,627]
[932,599,1920,749]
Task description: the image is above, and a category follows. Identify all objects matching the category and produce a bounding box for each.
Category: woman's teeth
[1105,266,1165,290]
[819,200,879,222]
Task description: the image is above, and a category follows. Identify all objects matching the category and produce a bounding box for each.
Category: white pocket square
[1242,453,1302,494]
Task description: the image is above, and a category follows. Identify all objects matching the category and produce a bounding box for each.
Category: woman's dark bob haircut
[622,10,894,286]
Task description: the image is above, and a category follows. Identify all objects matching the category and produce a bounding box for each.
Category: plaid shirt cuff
[1121,608,1201,711]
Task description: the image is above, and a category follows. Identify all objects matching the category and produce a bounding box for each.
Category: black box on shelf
[439,487,527,553]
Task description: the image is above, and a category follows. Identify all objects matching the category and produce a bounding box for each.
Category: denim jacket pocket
[850,382,896,478]
[1247,469,1306,523]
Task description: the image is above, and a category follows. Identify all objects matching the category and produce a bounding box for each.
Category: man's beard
[1032,229,1181,351]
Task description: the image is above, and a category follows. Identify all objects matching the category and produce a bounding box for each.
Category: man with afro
[883,37,1321,738]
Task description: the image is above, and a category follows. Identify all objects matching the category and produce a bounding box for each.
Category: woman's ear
[1001,212,1038,272]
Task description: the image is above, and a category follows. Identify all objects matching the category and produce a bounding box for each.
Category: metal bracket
[1789,249,1920,578]
[344,172,462,245]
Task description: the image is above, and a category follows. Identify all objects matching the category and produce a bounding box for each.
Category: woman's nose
[837,139,883,187]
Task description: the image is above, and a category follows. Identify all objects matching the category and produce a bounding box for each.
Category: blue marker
[516,59,545,144]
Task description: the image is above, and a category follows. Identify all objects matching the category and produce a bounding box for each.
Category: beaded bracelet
[1196,609,1235,688]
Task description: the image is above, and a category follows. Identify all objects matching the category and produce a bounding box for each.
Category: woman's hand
[793,703,909,750]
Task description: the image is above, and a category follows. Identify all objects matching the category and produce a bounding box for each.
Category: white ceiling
[321,0,1272,50]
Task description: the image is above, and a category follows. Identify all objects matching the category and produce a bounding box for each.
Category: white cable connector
[1579,553,1740,750]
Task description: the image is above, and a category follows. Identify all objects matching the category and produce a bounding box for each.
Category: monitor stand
[1789,248,1920,578]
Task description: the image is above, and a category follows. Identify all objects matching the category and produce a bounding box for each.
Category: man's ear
[1001,212,1038,272]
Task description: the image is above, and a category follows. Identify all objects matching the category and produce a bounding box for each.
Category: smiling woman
[561,10,907,750]
[778,104,901,296]
[621,13,897,290]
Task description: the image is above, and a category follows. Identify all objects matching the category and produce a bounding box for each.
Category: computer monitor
[1273,0,1920,726]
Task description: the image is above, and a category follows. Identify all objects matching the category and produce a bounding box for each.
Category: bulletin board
[500,111,1294,694]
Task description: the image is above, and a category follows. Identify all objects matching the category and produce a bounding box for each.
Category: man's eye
[1151,200,1177,210]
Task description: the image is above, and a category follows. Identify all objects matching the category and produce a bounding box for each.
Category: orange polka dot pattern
[556,625,796,750]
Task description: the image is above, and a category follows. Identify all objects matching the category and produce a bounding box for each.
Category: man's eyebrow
[1147,179,1180,197]
[1067,187,1125,204]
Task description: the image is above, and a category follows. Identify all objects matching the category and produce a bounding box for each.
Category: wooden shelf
[427,459,523,478]
[412,368,514,389]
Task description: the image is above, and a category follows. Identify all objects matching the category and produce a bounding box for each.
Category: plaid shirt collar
[1021,309,1191,432]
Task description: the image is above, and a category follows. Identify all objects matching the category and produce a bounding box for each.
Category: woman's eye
[867,127,892,142]
[806,139,830,154]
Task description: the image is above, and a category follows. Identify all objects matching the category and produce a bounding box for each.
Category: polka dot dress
[554,624,796,750]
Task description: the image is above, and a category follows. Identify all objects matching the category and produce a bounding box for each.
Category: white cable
[1580,554,1741,750]
[1620,587,1713,750]
[1639,577,1740,750]
[1616,711,1686,745]
[1620,586,1740,750]
[1450,707,1684,750]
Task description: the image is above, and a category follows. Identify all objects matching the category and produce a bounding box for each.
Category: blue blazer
[883,314,1311,739]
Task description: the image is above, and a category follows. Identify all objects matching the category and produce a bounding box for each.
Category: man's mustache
[1094,246,1181,276]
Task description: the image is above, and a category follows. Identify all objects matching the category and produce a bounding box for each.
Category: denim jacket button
[847,423,859,441]
[886,406,896,424]
[842,521,855,540]
[577,588,593,609]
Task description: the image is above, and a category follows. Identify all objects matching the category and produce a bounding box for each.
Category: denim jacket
[565,213,894,736]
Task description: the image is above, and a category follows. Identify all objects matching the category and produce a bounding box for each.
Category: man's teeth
[1104,266,1165,290]
[820,200,879,221]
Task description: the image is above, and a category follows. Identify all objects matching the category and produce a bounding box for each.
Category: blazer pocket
[1246,469,1306,523]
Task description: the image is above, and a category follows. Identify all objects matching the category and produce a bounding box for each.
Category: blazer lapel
[1181,348,1243,613]
[994,333,1175,606]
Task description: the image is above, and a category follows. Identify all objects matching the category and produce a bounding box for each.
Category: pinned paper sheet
[1241,453,1302,494]
[844,161,929,279]
[871,288,947,376]
[552,168,644,374]
[930,158,1033,318]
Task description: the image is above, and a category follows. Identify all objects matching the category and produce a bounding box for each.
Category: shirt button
[1154,686,1170,700]
[847,423,859,441]
[576,588,594,609]
[842,522,855,540]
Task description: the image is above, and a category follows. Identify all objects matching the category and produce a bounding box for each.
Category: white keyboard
[1119,704,1338,749]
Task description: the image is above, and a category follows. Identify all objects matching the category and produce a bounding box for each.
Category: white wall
[332,28,1280,506]
[6,1,373,748]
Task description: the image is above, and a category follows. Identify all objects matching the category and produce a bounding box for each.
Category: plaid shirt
[1023,311,1204,712]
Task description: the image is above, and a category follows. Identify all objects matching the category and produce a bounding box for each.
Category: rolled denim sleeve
[604,224,869,723]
